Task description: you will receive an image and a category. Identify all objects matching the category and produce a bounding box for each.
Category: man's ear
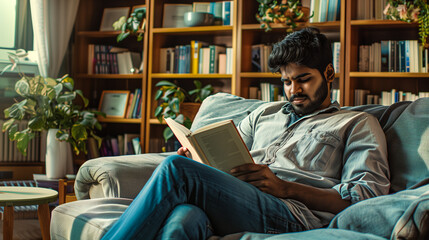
[324,63,335,83]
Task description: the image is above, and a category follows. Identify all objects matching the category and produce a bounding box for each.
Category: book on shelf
[260,83,284,102]
[310,0,341,23]
[357,0,388,20]
[193,2,211,13]
[191,40,209,74]
[332,42,341,73]
[163,4,192,28]
[209,45,226,73]
[87,137,100,160]
[221,1,233,26]
[117,51,142,74]
[360,40,427,73]
[124,133,140,155]
[132,137,142,155]
[218,53,227,74]
[165,118,254,172]
[199,47,211,74]
[226,47,233,74]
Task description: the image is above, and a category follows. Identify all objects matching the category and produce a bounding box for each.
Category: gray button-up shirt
[237,101,390,229]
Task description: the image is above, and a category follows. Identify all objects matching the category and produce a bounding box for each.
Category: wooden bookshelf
[344,0,428,106]
[144,0,238,153]
[73,0,150,157]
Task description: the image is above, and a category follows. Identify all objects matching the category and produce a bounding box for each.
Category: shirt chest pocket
[287,129,340,171]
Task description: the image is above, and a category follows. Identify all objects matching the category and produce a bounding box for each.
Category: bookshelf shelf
[151,73,232,79]
[0,162,44,166]
[350,72,429,78]
[351,19,418,27]
[240,72,281,78]
[77,74,144,79]
[97,117,142,124]
[152,26,233,34]
[149,119,164,125]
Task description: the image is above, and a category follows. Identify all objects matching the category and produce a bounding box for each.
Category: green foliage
[2,54,104,156]
[113,8,146,42]
[256,0,311,32]
[154,80,213,144]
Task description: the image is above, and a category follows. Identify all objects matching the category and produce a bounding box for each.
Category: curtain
[30,0,80,78]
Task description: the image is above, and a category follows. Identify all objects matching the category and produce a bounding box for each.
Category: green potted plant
[112,7,147,42]
[383,0,429,47]
[256,0,311,32]
[2,52,104,178]
[154,80,214,148]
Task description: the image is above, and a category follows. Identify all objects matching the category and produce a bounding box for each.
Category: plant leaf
[193,80,202,89]
[16,131,30,156]
[2,118,15,132]
[15,79,30,96]
[154,106,163,117]
[72,124,87,141]
[29,116,45,131]
[155,80,177,87]
[155,89,163,100]
[163,127,174,142]
[4,100,27,120]
[56,130,69,141]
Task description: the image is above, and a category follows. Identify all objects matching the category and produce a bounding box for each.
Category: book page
[192,120,254,172]
[165,118,205,164]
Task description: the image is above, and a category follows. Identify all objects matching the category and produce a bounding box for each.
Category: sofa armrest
[74,152,175,200]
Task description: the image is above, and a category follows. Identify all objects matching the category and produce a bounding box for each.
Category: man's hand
[231,163,351,214]
[177,147,191,158]
[230,163,288,198]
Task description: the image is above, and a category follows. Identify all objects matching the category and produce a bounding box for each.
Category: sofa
[50,93,429,240]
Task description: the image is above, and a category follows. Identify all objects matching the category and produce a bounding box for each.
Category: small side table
[0,186,58,240]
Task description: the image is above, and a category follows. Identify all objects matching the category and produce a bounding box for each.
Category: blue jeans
[102,155,304,240]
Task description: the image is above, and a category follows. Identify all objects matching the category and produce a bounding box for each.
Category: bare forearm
[282,181,351,214]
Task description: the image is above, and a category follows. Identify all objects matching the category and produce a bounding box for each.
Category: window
[0,0,33,51]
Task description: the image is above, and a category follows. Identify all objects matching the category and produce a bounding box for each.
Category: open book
[165,118,254,172]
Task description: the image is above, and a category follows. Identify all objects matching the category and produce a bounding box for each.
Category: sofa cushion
[328,184,429,239]
[191,92,267,131]
[382,98,429,192]
[51,198,132,240]
[343,99,429,192]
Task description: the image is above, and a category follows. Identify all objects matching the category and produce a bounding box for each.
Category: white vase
[45,129,73,179]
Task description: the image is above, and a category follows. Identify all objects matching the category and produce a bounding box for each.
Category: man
[102,27,390,240]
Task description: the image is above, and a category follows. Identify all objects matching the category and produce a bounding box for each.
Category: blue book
[380,41,389,72]
[327,0,339,21]
[399,41,406,72]
[132,89,141,118]
[185,45,191,73]
[222,1,231,25]
[405,40,410,72]
[319,0,328,22]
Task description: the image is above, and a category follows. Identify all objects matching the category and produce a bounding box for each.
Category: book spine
[209,45,215,73]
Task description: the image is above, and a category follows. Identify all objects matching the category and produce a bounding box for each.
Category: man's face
[280,63,331,116]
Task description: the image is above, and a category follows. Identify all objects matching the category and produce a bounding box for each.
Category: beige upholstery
[51,198,132,240]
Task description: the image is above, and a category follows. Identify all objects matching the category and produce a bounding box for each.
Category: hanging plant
[383,0,429,47]
[256,0,311,32]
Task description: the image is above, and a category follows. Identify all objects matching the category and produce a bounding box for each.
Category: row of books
[251,42,341,74]
[0,120,44,162]
[356,0,388,20]
[359,40,428,73]
[125,89,143,119]
[159,42,233,74]
[248,83,285,102]
[86,134,142,159]
[331,89,341,103]
[88,44,142,74]
[309,0,341,23]
[192,1,234,26]
[354,89,429,106]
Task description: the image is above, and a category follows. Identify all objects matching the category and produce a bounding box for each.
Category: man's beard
[287,80,328,116]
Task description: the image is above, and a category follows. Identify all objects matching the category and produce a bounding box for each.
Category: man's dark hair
[268,27,333,79]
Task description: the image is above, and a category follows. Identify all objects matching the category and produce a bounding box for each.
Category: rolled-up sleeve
[333,114,390,204]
